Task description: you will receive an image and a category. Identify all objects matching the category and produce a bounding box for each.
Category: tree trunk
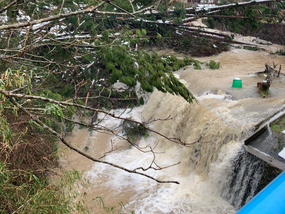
[257,63,274,91]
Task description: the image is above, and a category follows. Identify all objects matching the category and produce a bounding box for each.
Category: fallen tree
[257,63,282,94]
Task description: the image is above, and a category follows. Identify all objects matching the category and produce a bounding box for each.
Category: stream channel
[59,38,285,213]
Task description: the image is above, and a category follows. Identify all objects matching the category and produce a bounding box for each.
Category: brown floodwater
[59,42,285,213]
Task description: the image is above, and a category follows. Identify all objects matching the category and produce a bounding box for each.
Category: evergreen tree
[0,0,195,104]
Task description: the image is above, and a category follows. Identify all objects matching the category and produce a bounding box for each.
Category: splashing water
[60,48,285,213]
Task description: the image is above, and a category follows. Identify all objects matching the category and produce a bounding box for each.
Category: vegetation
[206,1,285,34]
[208,60,220,70]
[2,0,283,212]
[270,117,285,151]
[96,196,134,214]
[123,120,149,141]
[0,104,88,213]
[0,165,90,213]
[259,88,270,98]
[243,46,259,51]
[272,49,285,56]
[0,1,200,212]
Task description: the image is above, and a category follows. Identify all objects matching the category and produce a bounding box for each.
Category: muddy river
[59,40,285,213]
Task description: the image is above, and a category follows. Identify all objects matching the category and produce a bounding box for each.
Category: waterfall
[142,90,246,178]
[60,47,285,213]
[141,90,280,211]
[104,90,252,213]
[63,90,284,213]
[220,148,264,210]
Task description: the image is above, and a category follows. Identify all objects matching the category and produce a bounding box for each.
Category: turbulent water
[60,47,285,213]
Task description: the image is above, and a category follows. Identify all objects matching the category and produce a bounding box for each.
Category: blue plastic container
[236,170,285,214]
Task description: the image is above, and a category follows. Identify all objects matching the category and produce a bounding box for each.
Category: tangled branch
[0,87,201,147]
[0,1,153,31]
[0,87,181,184]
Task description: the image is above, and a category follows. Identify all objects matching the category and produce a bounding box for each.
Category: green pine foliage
[123,120,149,141]
[0,1,231,212]
[0,0,205,105]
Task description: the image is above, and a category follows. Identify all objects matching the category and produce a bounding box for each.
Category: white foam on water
[85,142,237,213]
[70,46,285,212]
[96,107,143,129]
[80,85,285,213]
[85,134,236,213]
[83,91,255,213]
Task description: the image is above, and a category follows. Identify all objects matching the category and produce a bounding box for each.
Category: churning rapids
[59,43,285,213]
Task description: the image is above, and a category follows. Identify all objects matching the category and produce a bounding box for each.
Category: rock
[112,81,128,92]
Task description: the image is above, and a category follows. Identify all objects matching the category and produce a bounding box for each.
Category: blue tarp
[237,170,285,214]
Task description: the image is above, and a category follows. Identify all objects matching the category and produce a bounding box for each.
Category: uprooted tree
[0,0,199,212]
[1,0,285,212]
[257,63,282,95]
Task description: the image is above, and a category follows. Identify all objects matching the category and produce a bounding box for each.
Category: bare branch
[59,0,65,14]
[278,65,281,77]
[10,85,28,93]
[133,145,181,172]
[0,1,106,30]
[208,15,276,20]
[134,4,154,14]
[0,88,67,108]
[98,140,122,159]
[108,1,135,17]
[6,96,180,184]
[0,2,154,31]
[129,0,135,13]
[144,115,177,125]
[0,88,201,147]
[0,0,18,13]
[186,0,284,14]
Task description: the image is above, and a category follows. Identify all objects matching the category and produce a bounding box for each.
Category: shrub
[209,60,220,69]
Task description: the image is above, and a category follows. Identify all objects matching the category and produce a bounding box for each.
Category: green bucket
[232,78,242,88]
